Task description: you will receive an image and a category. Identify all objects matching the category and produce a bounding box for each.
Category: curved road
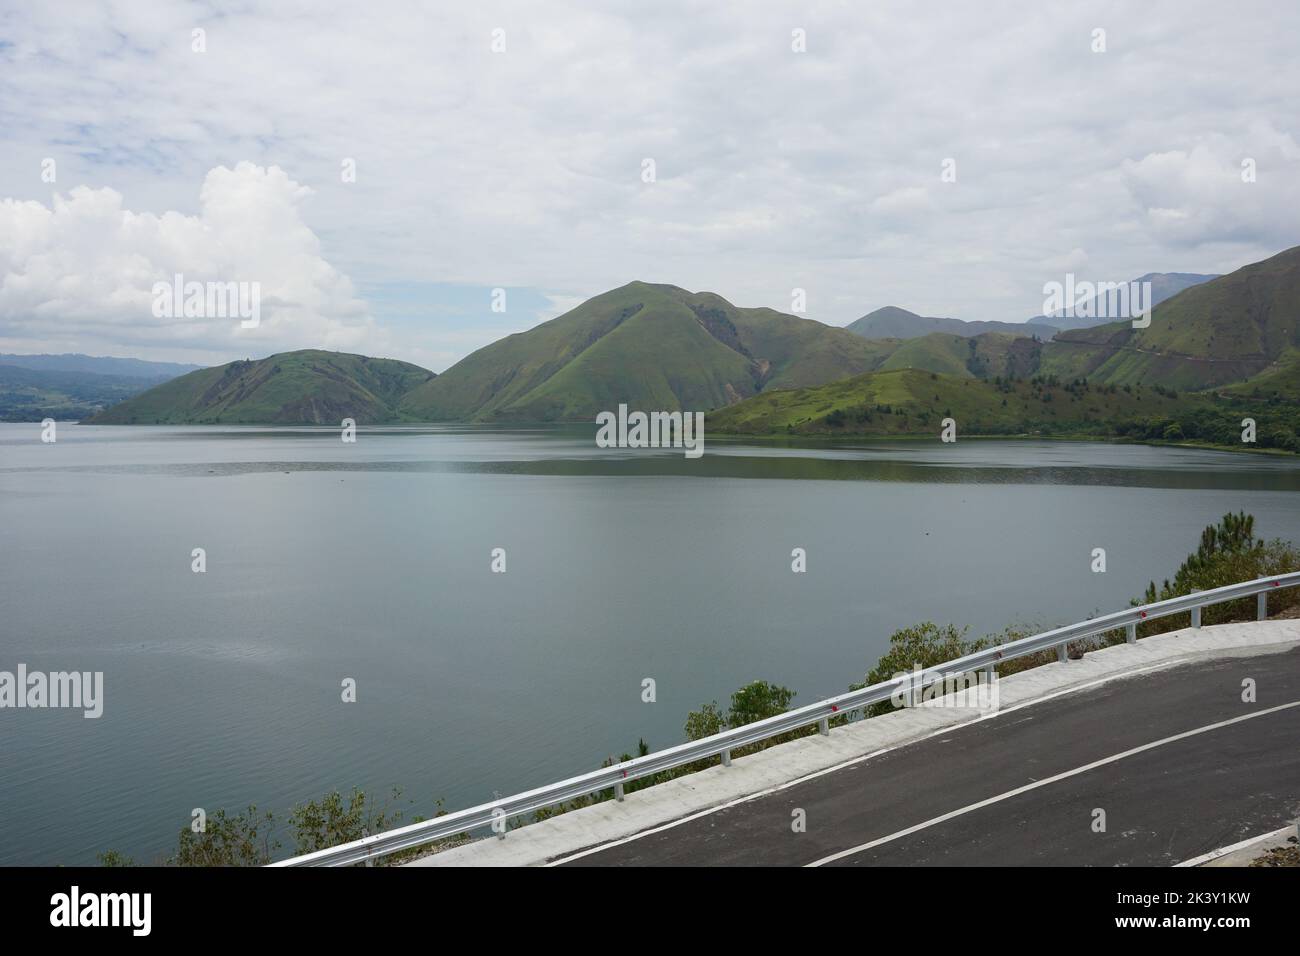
[557,647,1300,866]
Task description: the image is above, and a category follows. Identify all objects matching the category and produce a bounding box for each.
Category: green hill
[398,282,900,422]
[877,331,1043,380]
[87,350,435,424]
[707,367,1300,452]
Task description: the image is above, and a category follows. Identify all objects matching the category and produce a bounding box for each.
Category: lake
[1,422,1298,865]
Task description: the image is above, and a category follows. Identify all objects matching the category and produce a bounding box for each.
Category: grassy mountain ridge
[1032,247,1300,389]
[860,250,1298,396]
[847,306,1050,340]
[87,350,434,424]
[707,366,1300,452]
[876,331,1043,380]
[1218,347,1300,401]
[399,281,899,421]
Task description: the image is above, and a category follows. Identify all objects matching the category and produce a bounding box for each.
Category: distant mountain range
[0,353,203,422]
[0,353,202,380]
[835,254,1295,392]
[1026,272,1218,330]
[850,273,1219,343]
[27,245,1300,433]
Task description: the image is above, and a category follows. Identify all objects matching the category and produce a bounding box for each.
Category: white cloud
[870,186,934,224]
[1039,248,1091,273]
[0,163,376,361]
[1121,129,1300,247]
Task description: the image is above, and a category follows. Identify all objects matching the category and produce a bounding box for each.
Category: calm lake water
[2,422,1298,865]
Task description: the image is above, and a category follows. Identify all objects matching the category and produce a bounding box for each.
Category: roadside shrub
[169,806,278,867]
[849,622,986,717]
[288,787,440,864]
[727,680,796,729]
[683,679,806,760]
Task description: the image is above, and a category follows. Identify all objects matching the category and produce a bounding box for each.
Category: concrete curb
[1178,824,1300,867]
[407,619,1300,867]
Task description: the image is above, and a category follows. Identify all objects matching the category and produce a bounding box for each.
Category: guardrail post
[1191,605,1201,628]
[984,664,994,682]
[1056,643,1068,663]
[721,749,731,767]
[1126,623,1136,644]
[614,782,625,802]
[1258,593,1268,620]
[818,716,829,736]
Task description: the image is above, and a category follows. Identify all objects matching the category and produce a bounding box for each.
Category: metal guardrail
[271,570,1300,866]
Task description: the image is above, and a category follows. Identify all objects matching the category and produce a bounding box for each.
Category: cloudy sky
[1,0,1297,371]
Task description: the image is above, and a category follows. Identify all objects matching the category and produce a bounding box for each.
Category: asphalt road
[560,647,1300,866]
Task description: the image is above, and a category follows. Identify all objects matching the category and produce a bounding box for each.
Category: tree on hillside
[1140,512,1299,631]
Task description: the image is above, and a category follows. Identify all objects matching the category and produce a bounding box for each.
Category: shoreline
[709,429,1300,458]
[6,418,1297,459]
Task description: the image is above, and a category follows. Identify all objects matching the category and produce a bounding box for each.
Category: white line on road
[805,699,1300,867]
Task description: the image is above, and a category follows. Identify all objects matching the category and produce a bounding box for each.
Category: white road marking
[546,659,1189,866]
[543,745,898,866]
[806,699,1300,867]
